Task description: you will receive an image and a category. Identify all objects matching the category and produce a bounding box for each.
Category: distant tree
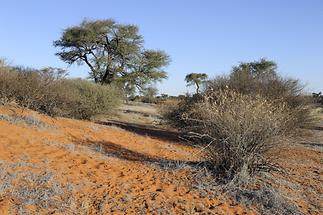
[230,58,278,81]
[142,85,158,103]
[39,67,68,82]
[313,92,323,105]
[185,73,208,94]
[161,94,169,98]
[233,58,276,73]
[54,19,170,93]
[224,58,280,94]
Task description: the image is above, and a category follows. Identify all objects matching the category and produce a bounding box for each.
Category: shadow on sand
[298,142,323,148]
[97,120,185,144]
[74,138,201,169]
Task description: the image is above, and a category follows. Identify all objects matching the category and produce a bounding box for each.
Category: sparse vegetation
[206,59,314,129]
[161,59,318,214]
[0,8,321,214]
[231,186,303,215]
[169,90,298,185]
[0,161,74,214]
[0,63,122,119]
[0,114,49,128]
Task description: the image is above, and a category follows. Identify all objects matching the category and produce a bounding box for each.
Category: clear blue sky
[0,0,322,95]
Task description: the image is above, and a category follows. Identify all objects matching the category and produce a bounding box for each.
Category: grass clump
[0,114,49,128]
[232,186,303,215]
[0,161,75,214]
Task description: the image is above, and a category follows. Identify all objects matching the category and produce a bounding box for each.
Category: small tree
[185,73,208,94]
[227,58,278,94]
[313,92,323,105]
[54,19,170,92]
[231,58,277,79]
[141,85,158,103]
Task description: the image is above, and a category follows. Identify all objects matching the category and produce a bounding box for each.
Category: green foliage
[64,79,122,119]
[207,58,298,99]
[185,73,208,94]
[231,58,277,80]
[54,19,170,93]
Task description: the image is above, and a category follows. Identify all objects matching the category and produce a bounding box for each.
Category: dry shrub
[206,60,315,129]
[0,65,122,119]
[232,186,303,215]
[161,59,311,213]
[164,59,315,140]
[160,94,205,131]
[161,61,314,183]
[157,98,180,117]
[170,90,302,185]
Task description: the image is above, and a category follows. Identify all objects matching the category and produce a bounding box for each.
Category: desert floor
[0,103,321,214]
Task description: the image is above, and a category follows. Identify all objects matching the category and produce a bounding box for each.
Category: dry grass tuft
[0,161,74,214]
[0,114,49,128]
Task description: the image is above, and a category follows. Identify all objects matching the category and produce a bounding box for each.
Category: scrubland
[0,60,322,214]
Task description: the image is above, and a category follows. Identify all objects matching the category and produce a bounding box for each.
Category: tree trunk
[101,67,114,85]
[196,83,200,94]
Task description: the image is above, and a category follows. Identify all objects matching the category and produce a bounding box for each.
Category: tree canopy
[54,19,170,92]
[231,58,278,80]
[185,73,208,94]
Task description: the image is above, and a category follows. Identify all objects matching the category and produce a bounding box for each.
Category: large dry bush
[206,59,314,129]
[177,90,298,185]
[0,65,122,119]
[164,59,314,132]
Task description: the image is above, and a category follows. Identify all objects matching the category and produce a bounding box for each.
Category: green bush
[63,79,122,119]
[0,64,122,119]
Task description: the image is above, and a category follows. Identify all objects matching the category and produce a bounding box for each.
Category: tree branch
[81,54,98,82]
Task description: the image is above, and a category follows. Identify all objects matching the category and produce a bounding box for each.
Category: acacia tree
[226,58,282,95]
[54,19,170,93]
[230,58,278,81]
[185,73,208,94]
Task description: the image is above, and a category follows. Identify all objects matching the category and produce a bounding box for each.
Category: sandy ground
[102,102,163,127]
[0,105,252,214]
[0,104,321,214]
